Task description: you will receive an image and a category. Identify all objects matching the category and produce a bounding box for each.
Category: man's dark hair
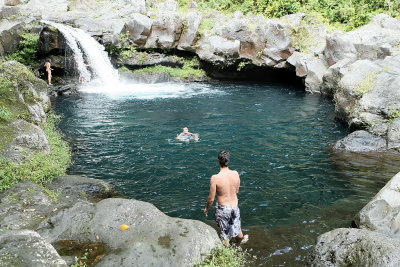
[218,150,230,167]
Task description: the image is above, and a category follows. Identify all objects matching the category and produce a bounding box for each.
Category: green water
[53,83,400,265]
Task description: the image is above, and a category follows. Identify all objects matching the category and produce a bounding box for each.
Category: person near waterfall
[44,59,52,85]
[204,150,248,245]
[75,58,90,84]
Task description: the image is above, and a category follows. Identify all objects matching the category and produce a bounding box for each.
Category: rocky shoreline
[1,0,400,266]
[0,176,221,266]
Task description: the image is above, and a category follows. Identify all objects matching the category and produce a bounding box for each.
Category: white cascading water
[42,20,118,85]
[41,21,220,99]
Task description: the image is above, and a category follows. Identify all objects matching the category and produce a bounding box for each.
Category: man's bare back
[213,168,240,206]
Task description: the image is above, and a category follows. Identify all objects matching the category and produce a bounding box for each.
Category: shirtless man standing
[204,150,248,245]
[44,59,52,85]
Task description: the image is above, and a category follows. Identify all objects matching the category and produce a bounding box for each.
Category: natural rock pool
[53,82,400,265]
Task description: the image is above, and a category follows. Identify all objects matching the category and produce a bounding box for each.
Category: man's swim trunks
[215,203,241,240]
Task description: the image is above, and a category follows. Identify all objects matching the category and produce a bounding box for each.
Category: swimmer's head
[183,127,189,134]
[218,150,230,167]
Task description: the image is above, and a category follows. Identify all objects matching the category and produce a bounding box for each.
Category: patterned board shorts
[215,203,242,240]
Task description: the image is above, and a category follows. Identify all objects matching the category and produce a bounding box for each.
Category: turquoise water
[53,83,399,265]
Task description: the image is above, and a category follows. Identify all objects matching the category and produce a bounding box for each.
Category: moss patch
[0,61,47,125]
[354,72,378,95]
[132,57,206,81]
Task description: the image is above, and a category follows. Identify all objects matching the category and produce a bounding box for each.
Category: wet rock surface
[38,198,221,267]
[309,228,400,267]
[0,176,219,266]
[0,230,67,267]
[0,176,118,231]
[310,172,400,266]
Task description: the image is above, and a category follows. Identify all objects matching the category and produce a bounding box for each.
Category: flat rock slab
[0,229,67,267]
[38,198,221,267]
[0,176,118,231]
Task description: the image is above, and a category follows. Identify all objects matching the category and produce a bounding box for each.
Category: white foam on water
[79,81,225,100]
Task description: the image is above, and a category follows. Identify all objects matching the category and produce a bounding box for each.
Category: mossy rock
[0,60,49,125]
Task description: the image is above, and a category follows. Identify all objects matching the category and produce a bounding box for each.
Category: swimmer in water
[176,127,199,141]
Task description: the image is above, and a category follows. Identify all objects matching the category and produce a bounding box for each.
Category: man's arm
[204,176,217,216]
[236,171,240,194]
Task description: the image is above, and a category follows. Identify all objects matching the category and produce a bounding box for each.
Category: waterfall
[41,21,119,85]
[40,21,217,99]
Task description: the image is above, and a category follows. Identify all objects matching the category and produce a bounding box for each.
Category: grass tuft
[196,245,250,267]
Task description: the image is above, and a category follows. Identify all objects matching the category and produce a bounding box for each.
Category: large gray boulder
[311,171,400,266]
[321,58,353,96]
[0,21,25,57]
[0,230,67,266]
[37,26,67,56]
[331,54,400,149]
[1,120,50,163]
[145,0,181,49]
[197,34,240,66]
[333,59,382,124]
[324,14,400,66]
[262,19,292,65]
[309,228,400,267]
[38,198,221,266]
[354,172,400,234]
[287,52,328,93]
[0,182,54,230]
[177,9,202,52]
[121,13,152,47]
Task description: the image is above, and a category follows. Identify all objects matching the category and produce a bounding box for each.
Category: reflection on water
[52,83,400,266]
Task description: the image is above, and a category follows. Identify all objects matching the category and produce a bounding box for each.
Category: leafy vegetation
[0,113,71,191]
[178,0,400,31]
[196,245,250,267]
[107,32,137,59]
[388,109,400,123]
[132,57,207,80]
[0,106,11,121]
[6,32,39,66]
[354,72,378,95]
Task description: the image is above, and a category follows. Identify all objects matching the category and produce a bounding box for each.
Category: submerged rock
[0,229,67,266]
[39,198,221,266]
[332,130,387,152]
